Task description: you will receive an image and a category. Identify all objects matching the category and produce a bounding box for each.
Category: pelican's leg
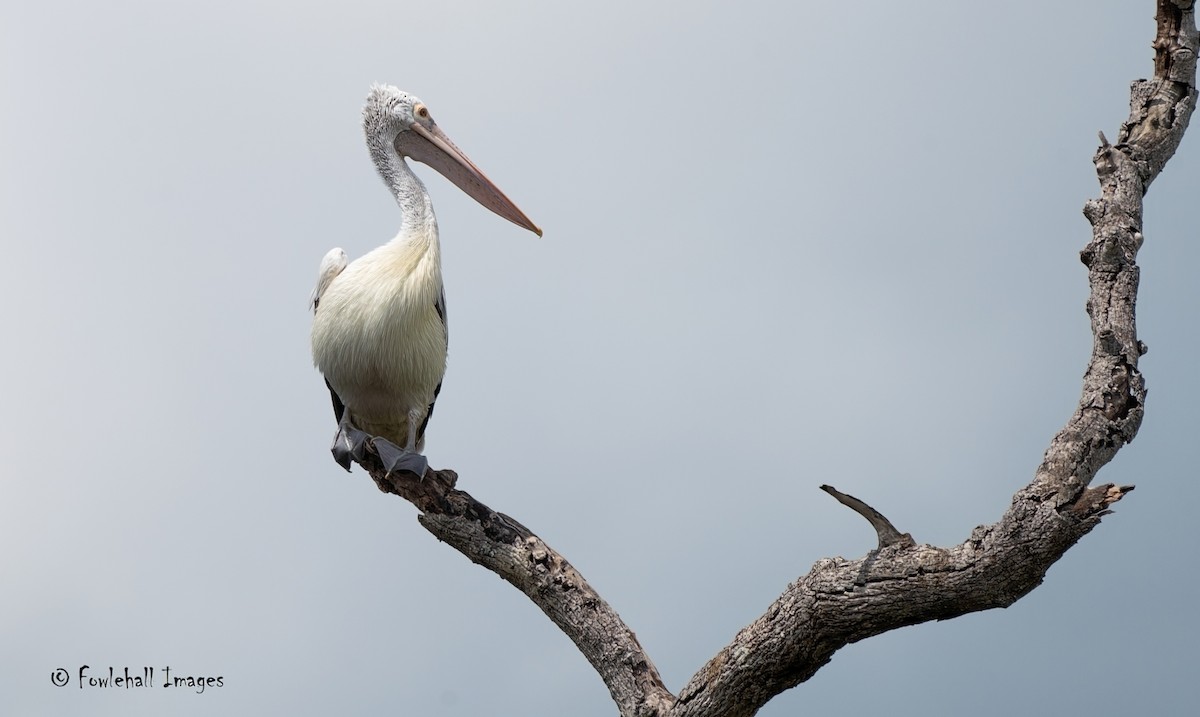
[405,408,421,453]
[370,408,429,478]
[331,411,370,472]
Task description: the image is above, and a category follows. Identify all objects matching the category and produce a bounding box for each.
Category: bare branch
[363,461,675,717]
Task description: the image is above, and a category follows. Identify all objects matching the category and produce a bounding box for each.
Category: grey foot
[331,422,370,472]
[372,438,429,478]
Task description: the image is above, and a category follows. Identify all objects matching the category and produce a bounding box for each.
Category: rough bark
[352,3,1197,716]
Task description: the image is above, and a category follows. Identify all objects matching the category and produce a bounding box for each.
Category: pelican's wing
[326,378,346,423]
[312,248,350,425]
[434,283,447,332]
[310,248,349,313]
[416,284,448,447]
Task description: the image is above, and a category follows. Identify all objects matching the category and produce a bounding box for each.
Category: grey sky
[3,1,1195,715]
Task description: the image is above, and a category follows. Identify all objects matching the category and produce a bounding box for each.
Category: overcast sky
[3,1,1196,715]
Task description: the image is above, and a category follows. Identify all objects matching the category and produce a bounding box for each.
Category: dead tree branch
[351,3,1196,715]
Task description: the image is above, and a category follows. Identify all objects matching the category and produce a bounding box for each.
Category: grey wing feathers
[326,378,346,423]
[435,284,447,333]
[417,287,448,446]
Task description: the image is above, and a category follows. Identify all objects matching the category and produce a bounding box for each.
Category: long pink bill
[397,122,542,236]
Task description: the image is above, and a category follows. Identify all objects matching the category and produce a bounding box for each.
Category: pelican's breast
[311,238,446,426]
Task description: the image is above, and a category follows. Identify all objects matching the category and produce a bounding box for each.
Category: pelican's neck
[370,144,440,249]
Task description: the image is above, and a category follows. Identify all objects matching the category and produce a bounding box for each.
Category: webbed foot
[331,421,370,472]
[372,438,429,478]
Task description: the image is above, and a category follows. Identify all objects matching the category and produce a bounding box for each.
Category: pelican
[311,85,540,477]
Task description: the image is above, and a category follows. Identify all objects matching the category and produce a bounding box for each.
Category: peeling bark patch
[1103,361,1136,420]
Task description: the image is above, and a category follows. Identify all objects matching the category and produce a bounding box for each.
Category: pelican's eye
[414,104,430,121]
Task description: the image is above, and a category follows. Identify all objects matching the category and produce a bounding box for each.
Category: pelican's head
[363,84,541,237]
[362,85,423,142]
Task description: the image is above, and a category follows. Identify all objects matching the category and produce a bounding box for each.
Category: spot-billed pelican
[311,85,541,477]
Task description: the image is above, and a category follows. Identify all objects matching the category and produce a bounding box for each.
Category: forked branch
[353,3,1197,716]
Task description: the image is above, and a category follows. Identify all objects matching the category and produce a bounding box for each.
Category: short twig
[820,485,915,549]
